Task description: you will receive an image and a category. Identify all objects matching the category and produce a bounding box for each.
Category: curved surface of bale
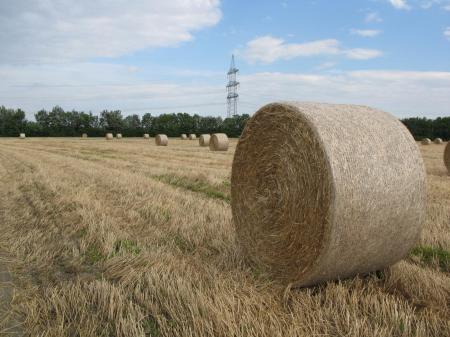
[209,133,229,151]
[155,134,168,146]
[116,133,122,139]
[19,133,26,139]
[445,142,450,173]
[199,134,211,147]
[105,133,113,140]
[181,134,188,140]
[143,134,150,139]
[434,138,443,144]
[189,134,197,140]
[422,138,431,145]
[231,102,426,287]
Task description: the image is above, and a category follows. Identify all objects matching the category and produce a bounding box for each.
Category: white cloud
[345,48,384,60]
[388,0,411,9]
[351,29,382,37]
[0,0,221,64]
[365,12,383,23]
[445,27,450,40]
[241,36,382,64]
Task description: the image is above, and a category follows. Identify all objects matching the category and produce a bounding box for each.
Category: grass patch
[154,174,230,203]
[143,316,160,337]
[411,246,450,272]
[111,239,141,257]
[84,244,106,265]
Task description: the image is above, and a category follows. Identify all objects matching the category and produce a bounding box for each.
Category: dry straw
[231,102,426,287]
[19,133,26,139]
[209,133,229,151]
[116,133,123,139]
[199,134,211,147]
[181,134,188,140]
[189,134,197,140]
[82,133,88,138]
[105,133,113,140]
[434,138,443,144]
[143,134,150,139]
[445,141,450,173]
[422,138,431,145]
[155,134,168,146]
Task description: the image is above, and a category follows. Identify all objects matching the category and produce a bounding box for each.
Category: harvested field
[0,137,449,337]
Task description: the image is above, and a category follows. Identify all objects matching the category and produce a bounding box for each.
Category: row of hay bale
[421,137,444,145]
[231,101,450,288]
[155,133,229,151]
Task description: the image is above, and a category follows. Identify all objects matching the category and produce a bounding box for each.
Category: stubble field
[0,137,449,337]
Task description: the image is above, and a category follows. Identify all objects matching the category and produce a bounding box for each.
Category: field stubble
[0,137,449,337]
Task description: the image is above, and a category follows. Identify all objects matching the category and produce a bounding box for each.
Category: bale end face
[444,142,450,173]
[199,134,211,147]
[209,134,229,151]
[232,102,426,287]
[155,134,168,146]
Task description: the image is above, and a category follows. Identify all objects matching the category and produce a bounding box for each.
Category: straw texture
[189,134,197,140]
[199,134,211,147]
[116,134,122,139]
[422,138,431,145]
[231,102,426,287]
[181,134,188,140]
[155,134,168,146]
[106,133,113,140]
[445,142,450,173]
[434,138,443,144]
[209,134,229,151]
[19,133,26,139]
[143,134,150,139]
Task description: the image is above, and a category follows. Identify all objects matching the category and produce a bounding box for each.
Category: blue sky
[0,0,449,118]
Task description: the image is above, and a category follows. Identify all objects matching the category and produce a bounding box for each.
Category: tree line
[0,105,449,140]
[0,106,249,138]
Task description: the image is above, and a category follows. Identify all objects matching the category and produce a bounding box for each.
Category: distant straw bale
[155,134,168,146]
[181,134,188,140]
[434,138,443,144]
[82,133,88,138]
[209,134,229,151]
[231,102,426,287]
[19,133,26,139]
[422,138,431,145]
[116,133,122,139]
[199,134,211,147]
[189,134,197,140]
[106,133,113,140]
[143,134,150,139]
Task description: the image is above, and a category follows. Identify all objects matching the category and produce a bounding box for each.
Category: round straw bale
[116,133,122,139]
[19,133,26,139]
[199,134,211,147]
[421,138,431,145]
[155,134,168,146]
[181,134,188,140]
[189,134,197,140]
[444,142,450,173]
[143,134,150,139]
[105,133,113,140]
[209,133,229,151]
[231,102,426,287]
[434,138,443,144]
[82,133,88,138]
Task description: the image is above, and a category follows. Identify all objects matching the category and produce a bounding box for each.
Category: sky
[0,0,449,119]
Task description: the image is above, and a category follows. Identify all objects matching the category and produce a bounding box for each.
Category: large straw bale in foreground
[231,102,426,287]
[155,134,168,146]
[105,133,113,140]
[143,134,150,139]
[422,138,431,145]
[445,142,450,173]
[199,134,211,147]
[19,133,26,139]
[209,134,229,151]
